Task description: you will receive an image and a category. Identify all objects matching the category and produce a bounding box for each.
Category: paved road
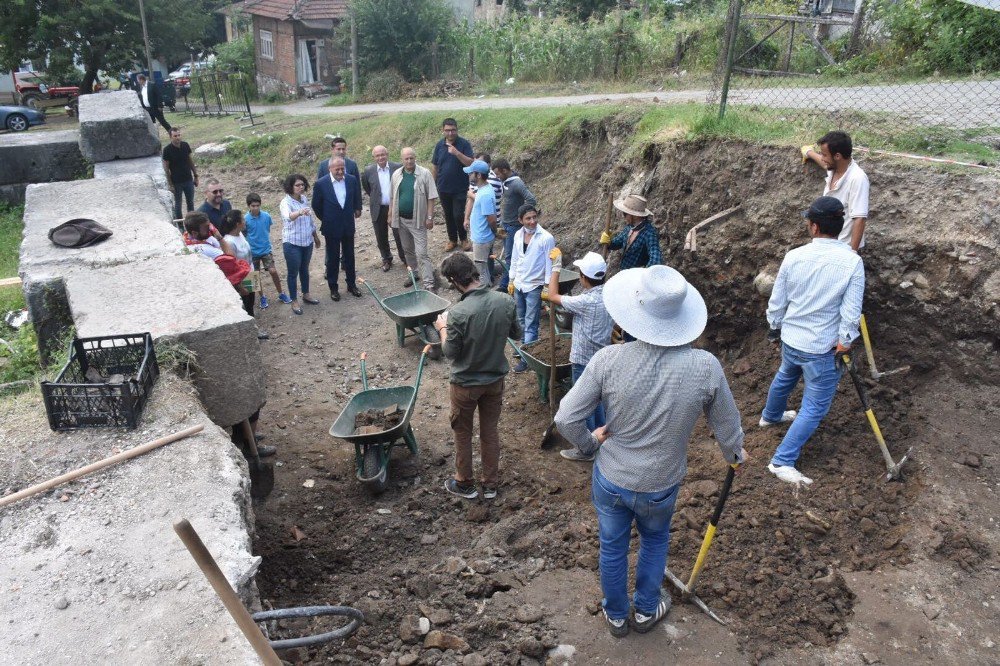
[267,79,999,129]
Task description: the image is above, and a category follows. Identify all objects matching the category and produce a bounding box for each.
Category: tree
[536,0,621,20]
[0,0,219,93]
[345,0,459,82]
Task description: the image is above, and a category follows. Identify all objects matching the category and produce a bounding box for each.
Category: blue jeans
[497,223,521,289]
[282,242,313,301]
[763,342,842,467]
[592,466,678,620]
[515,286,543,344]
[572,363,606,431]
[172,180,195,220]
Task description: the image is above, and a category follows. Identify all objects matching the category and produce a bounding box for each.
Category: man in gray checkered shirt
[555,265,747,638]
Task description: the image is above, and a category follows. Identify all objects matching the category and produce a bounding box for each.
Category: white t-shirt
[224,233,252,263]
[190,236,223,260]
[824,160,870,249]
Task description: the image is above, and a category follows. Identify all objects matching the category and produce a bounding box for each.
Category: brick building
[243,0,348,97]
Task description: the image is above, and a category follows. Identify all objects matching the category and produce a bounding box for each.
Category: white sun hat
[602,265,707,347]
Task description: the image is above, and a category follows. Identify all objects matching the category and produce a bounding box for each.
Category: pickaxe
[859,314,910,380]
[664,464,738,626]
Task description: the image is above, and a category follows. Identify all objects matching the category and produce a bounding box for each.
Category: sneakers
[257,329,269,340]
[768,463,814,486]
[759,410,797,428]
[632,598,671,634]
[278,293,292,304]
[259,294,269,309]
[461,240,472,252]
[444,241,457,252]
[403,274,419,288]
[254,444,277,458]
[604,610,629,638]
[513,359,529,373]
[560,448,595,462]
[482,486,498,500]
[444,478,479,499]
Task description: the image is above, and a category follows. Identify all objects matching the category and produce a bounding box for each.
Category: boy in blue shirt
[463,160,498,287]
[245,193,290,307]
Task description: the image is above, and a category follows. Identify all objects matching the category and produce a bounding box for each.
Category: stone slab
[78,91,161,163]
[0,183,27,206]
[0,374,259,665]
[0,129,86,186]
[94,155,173,217]
[66,253,267,427]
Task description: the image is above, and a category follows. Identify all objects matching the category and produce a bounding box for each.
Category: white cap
[572,252,608,280]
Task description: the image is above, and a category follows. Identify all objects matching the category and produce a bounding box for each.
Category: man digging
[555,265,747,637]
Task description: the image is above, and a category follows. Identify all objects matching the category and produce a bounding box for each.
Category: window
[260,29,274,60]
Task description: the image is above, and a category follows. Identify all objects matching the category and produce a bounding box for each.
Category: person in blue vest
[317,136,362,208]
[312,157,363,301]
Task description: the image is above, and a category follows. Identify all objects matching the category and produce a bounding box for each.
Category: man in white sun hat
[555,265,747,638]
[545,249,614,462]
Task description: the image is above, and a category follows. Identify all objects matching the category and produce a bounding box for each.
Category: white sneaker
[759,410,797,428]
[768,463,813,486]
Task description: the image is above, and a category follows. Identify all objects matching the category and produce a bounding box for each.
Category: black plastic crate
[41,333,159,431]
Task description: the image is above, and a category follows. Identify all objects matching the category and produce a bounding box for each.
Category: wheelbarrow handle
[360,353,369,391]
[407,266,418,293]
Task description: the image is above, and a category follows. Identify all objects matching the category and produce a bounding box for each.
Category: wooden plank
[0,277,21,288]
[804,30,837,65]
[743,13,854,26]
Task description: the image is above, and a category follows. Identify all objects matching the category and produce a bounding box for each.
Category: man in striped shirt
[761,196,865,487]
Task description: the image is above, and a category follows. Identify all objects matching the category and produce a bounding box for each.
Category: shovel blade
[540,421,569,449]
[249,460,275,499]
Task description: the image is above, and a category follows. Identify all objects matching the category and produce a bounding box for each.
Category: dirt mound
[354,407,403,434]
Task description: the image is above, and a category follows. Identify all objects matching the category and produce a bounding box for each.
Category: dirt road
[267,79,1000,129]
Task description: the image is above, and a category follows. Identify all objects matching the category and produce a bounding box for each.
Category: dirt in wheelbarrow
[205,133,1000,666]
[354,408,404,434]
[520,330,572,367]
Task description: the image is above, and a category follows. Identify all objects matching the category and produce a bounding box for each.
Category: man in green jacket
[435,252,522,500]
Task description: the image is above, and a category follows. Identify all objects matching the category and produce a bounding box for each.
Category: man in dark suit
[313,157,363,300]
[318,136,361,200]
[135,73,172,132]
[362,145,406,272]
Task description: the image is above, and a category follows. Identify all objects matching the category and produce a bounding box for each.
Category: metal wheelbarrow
[507,334,574,403]
[492,254,580,330]
[360,270,449,360]
[329,346,430,494]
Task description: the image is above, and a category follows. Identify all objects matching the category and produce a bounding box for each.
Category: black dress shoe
[381,261,392,272]
[330,289,341,302]
[348,285,362,298]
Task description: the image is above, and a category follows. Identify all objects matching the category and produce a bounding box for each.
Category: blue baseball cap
[463,159,490,175]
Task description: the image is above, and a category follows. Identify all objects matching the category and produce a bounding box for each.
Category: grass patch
[0,203,23,279]
[324,93,360,107]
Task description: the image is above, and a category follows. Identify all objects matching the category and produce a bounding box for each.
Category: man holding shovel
[545,249,614,461]
[555,265,746,637]
[761,196,865,487]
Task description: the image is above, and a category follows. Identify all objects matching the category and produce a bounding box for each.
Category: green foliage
[214,34,255,80]
[345,0,459,82]
[872,0,1000,74]
[0,203,23,280]
[535,0,620,20]
[0,325,40,385]
[363,70,406,101]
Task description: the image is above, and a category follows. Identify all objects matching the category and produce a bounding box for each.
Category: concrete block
[0,183,27,206]
[78,90,161,162]
[67,253,267,427]
[94,155,173,218]
[0,374,259,665]
[0,129,86,186]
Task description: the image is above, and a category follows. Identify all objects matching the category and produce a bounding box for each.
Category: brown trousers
[450,378,504,486]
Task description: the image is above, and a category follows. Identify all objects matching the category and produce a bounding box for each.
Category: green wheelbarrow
[492,254,580,330]
[360,270,449,360]
[329,346,431,494]
[507,334,574,403]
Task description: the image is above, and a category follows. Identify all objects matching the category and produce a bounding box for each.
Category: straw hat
[602,266,707,347]
[613,194,653,218]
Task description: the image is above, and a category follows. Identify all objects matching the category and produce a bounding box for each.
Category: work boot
[759,410,796,428]
[560,448,595,462]
[444,241,457,252]
[461,239,472,252]
[604,610,629,638]
[403,274,420,288]
[631,598,670,634]
[768,463,813,486]
[513,359,529,373]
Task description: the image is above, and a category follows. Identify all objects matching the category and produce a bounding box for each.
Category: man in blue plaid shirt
[600,194,663,271]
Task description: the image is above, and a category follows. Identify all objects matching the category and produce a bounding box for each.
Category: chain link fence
[711,0,1000,146]
[178,71,260,127]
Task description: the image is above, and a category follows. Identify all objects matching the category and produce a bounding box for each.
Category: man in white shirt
[135,73,172,132]
[508,204,555,371]
[362,146,405,272]
[802,131,870,251]
[761,196,865,487]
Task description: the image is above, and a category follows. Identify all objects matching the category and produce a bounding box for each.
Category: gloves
[599,231,611,245]
[549,247,562,271]
[508,283,515,296]
[800,145,814,163]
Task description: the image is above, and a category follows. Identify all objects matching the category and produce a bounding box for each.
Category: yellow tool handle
[686,523,716,592]
[859,314,879,374]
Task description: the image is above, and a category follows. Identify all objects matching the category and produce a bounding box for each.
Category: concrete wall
[0,129,87,205]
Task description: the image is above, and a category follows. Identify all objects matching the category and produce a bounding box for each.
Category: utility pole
[350,16,359,96]
[138,0,156,78]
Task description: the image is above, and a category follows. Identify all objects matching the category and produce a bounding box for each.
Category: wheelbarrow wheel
[362,445,388,495]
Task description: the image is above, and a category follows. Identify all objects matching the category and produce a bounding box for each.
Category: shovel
[540,305,565,449]
[665,463,738,626]
[841,353,913,481]
[240,419,275,499]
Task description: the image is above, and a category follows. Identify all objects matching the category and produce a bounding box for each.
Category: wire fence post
[718,0,743,120]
